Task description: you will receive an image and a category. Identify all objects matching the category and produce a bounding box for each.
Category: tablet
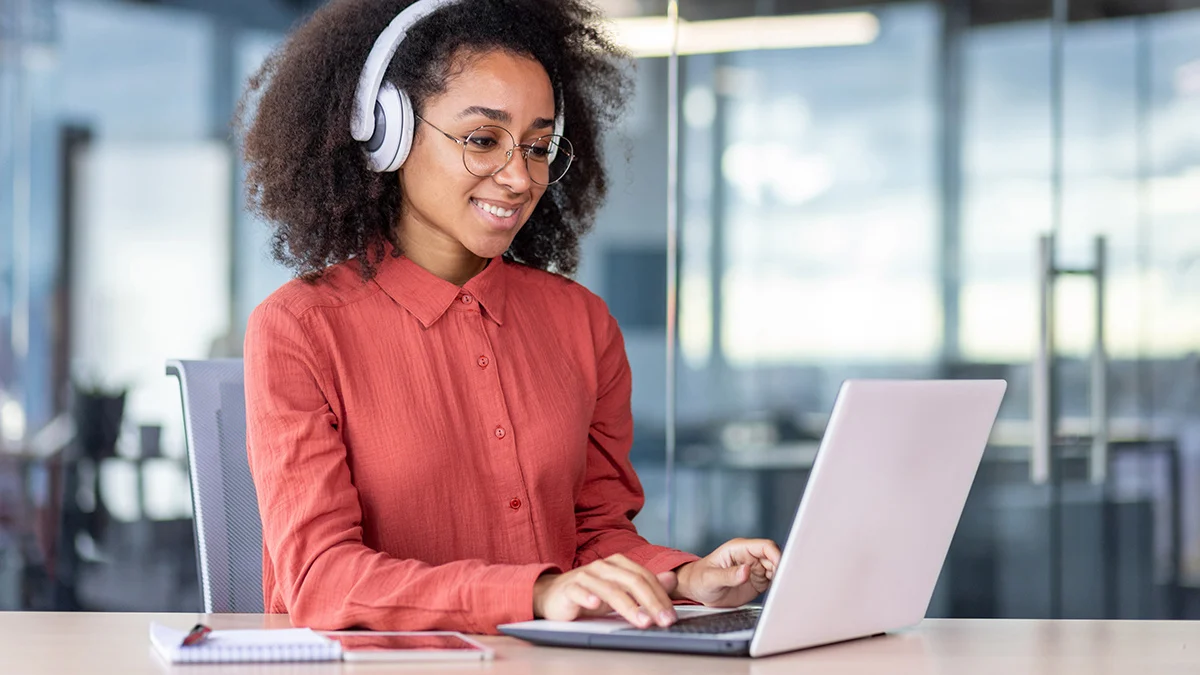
[320,631,494,662]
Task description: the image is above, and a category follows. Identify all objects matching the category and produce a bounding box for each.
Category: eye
[465,127,506,152]
[524,137,555,161]
[468,136,499,149]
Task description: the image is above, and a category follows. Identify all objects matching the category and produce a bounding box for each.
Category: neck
[396,219,488,287]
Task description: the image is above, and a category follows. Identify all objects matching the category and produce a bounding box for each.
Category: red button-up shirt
[243,249,698,634]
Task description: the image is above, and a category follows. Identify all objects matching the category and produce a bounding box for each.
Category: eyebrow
[456,106,556,132]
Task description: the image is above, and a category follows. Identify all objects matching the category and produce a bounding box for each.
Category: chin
[467,224,527,259]
[467,237,519,260]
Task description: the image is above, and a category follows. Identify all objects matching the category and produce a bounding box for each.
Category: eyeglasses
[415,114,575,186]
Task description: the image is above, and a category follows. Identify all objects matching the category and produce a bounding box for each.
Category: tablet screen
[325,632,485,652]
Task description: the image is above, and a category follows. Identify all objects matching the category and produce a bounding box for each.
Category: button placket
[470,317,530,535]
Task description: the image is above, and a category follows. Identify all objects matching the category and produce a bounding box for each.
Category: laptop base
[498,625,751,655]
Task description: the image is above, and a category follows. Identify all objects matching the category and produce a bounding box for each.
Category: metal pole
[1132,15,1153,619]
[664,0,681,548]
[1047,0,1069,622]
[1133,16,1154,443]
[1090,235,1108,484]
[1050,0,1066,244]
[12,0,33,393]
[1034,0,1069,486]
[937,0,967,367]
[1032,234,1054,485]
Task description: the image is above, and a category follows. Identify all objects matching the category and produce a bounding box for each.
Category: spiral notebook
[149,622,343,663]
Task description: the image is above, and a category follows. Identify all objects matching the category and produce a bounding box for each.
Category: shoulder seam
[269,281,387,321]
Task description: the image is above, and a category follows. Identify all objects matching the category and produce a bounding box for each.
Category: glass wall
[960,11,1200,603]
[1,0,228,611]
[670,2,943,554]
[668,2,1200,618]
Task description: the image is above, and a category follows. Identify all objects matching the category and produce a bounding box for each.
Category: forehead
[434,49,554,112]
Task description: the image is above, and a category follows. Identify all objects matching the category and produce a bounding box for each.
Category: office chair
[166,359,264,613]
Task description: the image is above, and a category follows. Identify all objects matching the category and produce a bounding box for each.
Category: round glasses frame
[415,114,575,186]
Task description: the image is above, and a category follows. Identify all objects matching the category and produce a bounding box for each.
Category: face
[397,49,555,262]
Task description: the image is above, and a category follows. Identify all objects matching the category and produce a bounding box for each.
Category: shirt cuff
[626,546,701,576]
[469,562,561,635]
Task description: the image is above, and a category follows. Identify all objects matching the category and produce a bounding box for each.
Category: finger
[565,584,611,617]
[701,562,748,591]
[574,574,651,628]
[656,571,679,596]
[714,563,750,588]
[715,535,772,562]
[764,540,782,566]
[606,554,671,598]
[749,560,769,581]
[749,564,772,592]
[727,539,783,567]
[595,559,676,626]
[604,557,677,619]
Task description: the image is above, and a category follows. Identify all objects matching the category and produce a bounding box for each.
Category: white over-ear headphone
[350,0,566,173]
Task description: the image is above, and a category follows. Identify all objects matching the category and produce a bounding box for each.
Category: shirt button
[509,498,522,510]
[478,356,490,369]
[494,426,506,439]
[460,294,474,304]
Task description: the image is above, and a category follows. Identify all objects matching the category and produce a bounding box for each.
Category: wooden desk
[5,612,1197,674]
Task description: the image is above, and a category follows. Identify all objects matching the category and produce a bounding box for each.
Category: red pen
[181,623,212,647]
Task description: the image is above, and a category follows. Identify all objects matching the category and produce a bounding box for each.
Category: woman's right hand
[532,554,679,628]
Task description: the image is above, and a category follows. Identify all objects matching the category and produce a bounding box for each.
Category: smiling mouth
[470,198,518,219]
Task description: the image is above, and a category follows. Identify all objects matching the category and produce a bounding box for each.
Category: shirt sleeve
[244,301,558,634]
[572,307,701,576]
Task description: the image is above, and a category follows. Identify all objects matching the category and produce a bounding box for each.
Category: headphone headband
[351,0,459,143]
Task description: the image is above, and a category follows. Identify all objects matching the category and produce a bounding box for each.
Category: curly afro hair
[236,0,632,281]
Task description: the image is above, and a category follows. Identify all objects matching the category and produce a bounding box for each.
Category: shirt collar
[372,243,508,328]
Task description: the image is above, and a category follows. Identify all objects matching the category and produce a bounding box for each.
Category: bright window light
[608,12,880,58]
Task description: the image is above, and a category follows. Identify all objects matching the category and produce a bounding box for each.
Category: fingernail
[658,610,675,626]
[636,610,651,627]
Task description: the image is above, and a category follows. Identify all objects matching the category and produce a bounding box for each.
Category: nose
[491,148,534,193]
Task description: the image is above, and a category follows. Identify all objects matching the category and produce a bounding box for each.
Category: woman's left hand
[671,538,782,607]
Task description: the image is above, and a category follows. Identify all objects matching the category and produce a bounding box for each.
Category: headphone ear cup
[547,98,565,165]
[364,81,414,172]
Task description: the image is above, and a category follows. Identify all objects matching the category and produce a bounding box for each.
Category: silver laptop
[499,379,1007,658]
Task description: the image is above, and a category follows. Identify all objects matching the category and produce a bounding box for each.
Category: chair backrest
[166,358,263,613]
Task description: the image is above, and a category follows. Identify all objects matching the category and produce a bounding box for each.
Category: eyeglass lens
[461,126,573,186]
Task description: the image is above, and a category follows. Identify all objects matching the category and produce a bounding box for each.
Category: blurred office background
[1,0,1197,618]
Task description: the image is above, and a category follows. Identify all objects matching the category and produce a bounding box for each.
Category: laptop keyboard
[618,607,761,635]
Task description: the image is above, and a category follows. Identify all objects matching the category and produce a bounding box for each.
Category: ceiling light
[608,12,880,58]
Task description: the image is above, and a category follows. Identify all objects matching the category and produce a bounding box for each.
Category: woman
[238,0,780,634]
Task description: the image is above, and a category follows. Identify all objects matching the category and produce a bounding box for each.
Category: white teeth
[472,199,516,218]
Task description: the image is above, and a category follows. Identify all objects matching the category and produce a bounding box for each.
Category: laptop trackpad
[501,617,627,634]
[500,606,734,635]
